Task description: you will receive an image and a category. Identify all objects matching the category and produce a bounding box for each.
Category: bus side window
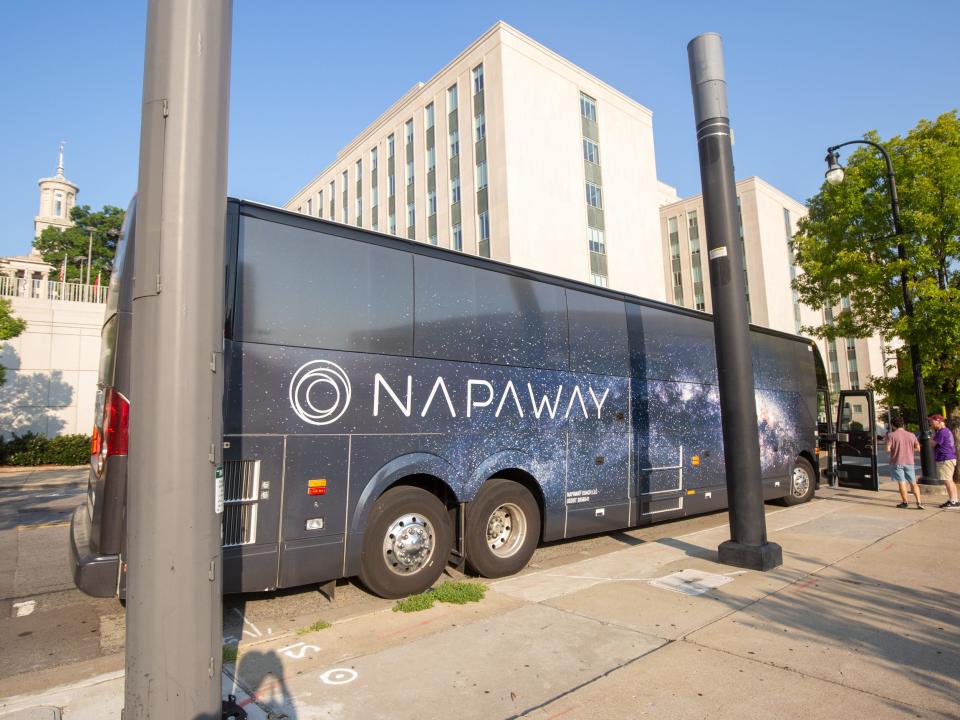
[566,289,627,377]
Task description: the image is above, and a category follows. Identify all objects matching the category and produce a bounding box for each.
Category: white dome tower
[34,141,79,237]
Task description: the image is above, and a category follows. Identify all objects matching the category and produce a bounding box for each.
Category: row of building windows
[296,63,490,257]
[580,92,607,288]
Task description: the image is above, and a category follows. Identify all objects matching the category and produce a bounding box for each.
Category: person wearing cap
[928,414,959,509]
[885,416,923,509]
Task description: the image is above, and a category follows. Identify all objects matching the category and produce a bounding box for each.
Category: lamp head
[825,149,845,185]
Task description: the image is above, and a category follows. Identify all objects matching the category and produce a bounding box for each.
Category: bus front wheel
[465,479,540,578]
[358,486,453,599]
[782,457,816,506]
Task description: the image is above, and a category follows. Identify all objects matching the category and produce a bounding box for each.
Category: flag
[59,255,67,282]
[94,272,101,294]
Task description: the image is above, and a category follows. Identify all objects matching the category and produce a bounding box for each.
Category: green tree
[793,111,960,417]
[0,298,27,385]
[34,204,125,283]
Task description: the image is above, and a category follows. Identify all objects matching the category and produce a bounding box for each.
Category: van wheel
[465,479,540,578]
[782,457,816,505]
[358,486,452,599]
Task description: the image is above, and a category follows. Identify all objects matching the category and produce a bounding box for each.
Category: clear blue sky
[1,0,956,257]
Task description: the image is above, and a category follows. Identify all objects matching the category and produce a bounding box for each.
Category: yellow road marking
[19,521,69,531]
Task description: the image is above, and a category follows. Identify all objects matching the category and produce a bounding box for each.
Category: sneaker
[917,503,925,510]
[938,500,960,509]
[896,502,909,509]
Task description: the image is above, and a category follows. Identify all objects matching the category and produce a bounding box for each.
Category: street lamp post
[824,140,939,485]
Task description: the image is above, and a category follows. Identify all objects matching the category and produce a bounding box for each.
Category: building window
[407,201,415,228]
[429,233,438,246]
[478,211,490,241]
[306,198,312,215]
[387,134,395,158]
[668,216,684,305]
[370,146,378,172]
[428,190,437,215]
[580,93,597,121]
[318,190,324,218]
[448,84,458,112]
[475,111,486,141]
[587,226,605,254]
[591,273,608,288]
[54,192,63,216]
[687,211,705,311]
[356,195,362,220]
[356,158,362,183]
[389,212,396,235]
[341,170,348,223]
[583,138,600,164]
[472,64,484,94]
[406,159,414,183]
[329,181,335,217]
[846,338,860,389]
[451,176,461,204]
[405,119,414,146]
[449,129,459,157]
[426,145,436,173]
[425,103,434,130]
[388,175,396,197]
[476,161,488,190]
[371,186,378,208]
[585,182,602,209]
[452,223,462,251]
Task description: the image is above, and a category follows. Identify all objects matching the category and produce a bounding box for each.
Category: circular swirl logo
[288,360,352,426]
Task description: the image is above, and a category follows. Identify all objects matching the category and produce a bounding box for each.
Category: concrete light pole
[688,33,782,571]
[124,0,233,717]
[84,225,95,286]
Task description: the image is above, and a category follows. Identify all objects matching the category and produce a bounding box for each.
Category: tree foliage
[793,111,960,414]
[34,204,125,283]
[0,298,27,385]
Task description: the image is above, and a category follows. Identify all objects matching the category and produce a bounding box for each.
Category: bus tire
[782,457,816,505]
[358,486,452,599]
[465,478,540,578]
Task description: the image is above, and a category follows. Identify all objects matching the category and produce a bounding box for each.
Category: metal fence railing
[0,275,108,304]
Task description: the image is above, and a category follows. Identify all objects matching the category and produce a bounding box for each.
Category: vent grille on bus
[222,460,259,547]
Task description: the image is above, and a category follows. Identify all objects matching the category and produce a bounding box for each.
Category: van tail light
[102,388,130,457]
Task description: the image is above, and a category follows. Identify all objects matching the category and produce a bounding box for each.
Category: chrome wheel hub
[792,466,811,497]
[383,513,435,575]
[486,502,527,558]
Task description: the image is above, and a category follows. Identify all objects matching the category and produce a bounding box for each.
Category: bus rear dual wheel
[358,480,541,598]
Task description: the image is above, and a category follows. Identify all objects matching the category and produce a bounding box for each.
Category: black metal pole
[827,140,938,484]
[688,33,782,571]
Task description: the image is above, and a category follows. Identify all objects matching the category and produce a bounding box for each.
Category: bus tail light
[102,388,130,457]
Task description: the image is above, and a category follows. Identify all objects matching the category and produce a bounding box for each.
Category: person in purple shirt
[928,414,959,509]
[885,416,923,509]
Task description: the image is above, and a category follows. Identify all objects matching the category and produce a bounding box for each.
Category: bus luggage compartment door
[564,428,630,536]
[278,436,350,588]
[835,390,878,491]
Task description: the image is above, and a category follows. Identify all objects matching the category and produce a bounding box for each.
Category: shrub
[0,432,91,466]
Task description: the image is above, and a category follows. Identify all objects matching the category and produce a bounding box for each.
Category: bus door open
[835,390,879,491]
[816,388,835,486]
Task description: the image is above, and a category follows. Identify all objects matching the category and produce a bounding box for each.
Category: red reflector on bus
[308,487,326,496]
[103,388,130,457]
[91,426,102,456]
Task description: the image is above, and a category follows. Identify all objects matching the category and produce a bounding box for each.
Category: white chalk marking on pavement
[320,668,358,685]
[13,600,36,617]
[279,641,320,660]
[233,607,263,638]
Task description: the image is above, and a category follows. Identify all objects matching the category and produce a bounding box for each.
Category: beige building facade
[287,22,666,300]
[659,176,890,395]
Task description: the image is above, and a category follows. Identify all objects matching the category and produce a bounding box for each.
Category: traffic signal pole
[125,1,232,717]
[688,33,782,571]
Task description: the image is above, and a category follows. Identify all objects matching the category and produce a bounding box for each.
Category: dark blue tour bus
[71,199,833,599]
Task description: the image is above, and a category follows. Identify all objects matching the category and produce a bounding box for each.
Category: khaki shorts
[937,459,956,483]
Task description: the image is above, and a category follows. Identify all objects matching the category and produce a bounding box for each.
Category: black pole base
[917,476,944,486]
[718,540,783,571]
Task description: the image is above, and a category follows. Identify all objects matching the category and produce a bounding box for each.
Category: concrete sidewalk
[0,467,87,491]
[1,483,957,719]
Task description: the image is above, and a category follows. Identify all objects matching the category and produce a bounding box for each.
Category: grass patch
[392,580,486,613]
[222,645,238,664]
[296,620,331,635]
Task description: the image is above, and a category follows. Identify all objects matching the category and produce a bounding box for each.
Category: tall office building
[287,21,666,299]
[659,176,890,394]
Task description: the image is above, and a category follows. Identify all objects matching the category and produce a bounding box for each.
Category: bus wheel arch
[465,473,542,578]
[782,455,816,506]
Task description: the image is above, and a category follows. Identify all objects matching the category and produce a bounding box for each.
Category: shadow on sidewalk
[738,554,960,713]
